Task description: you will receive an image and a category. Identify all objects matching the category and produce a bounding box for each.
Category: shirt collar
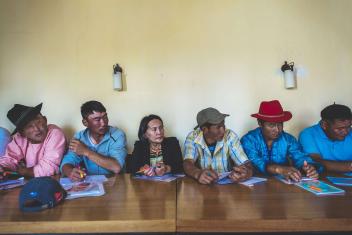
[194,129,225,153]
[85,126,111,145]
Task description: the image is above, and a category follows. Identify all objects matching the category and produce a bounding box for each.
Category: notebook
[327,176,352,186]
[59,175,107,200]
[294,180,345,196]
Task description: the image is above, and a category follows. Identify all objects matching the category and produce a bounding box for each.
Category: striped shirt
[183,128,249,173]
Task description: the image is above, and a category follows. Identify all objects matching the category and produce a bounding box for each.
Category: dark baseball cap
[19,177,66,212]
[195,107,229,129]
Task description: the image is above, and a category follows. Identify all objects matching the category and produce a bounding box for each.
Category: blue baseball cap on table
[19,177,66,212]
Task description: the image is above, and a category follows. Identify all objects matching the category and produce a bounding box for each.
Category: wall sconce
[281,61,295,89]
[113,63,123,91]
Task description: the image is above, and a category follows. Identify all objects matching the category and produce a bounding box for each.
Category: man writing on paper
[0,103,66,178]
[299,103,352,173]
[183,107,253,184]
[241,100,319,182]
[61,101,127,181]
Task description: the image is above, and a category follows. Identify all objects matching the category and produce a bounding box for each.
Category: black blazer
[130,137,184,174]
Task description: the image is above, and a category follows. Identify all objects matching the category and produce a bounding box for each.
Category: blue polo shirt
[60,126,127,175]
[299,123,352,161]
[241,127,316,174]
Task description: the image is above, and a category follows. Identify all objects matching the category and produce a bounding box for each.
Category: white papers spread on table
[216,172,267,186]
[275,175,312,185]
[239,177,267,187]
[59,175,107,200]
[60,175,108,185]
[0,177,25,190]
[133,173,184,182]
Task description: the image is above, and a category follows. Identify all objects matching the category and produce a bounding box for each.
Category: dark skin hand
[302,161,319,179]
[197,169,219,184]
[62,164,86,182]
[229,162,253,182]
[154,162,171,176]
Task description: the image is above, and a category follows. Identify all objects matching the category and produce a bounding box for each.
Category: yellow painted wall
[0,0,351,152]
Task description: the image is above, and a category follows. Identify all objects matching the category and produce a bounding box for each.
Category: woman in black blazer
[130,114,183,175]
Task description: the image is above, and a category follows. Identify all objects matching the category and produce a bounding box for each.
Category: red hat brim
[251,111,292,123]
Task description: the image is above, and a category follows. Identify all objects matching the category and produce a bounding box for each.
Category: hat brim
[12,103,43,135]
[251,111,292,123]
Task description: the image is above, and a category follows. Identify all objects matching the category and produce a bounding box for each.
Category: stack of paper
[133,174,185,182]
[59,175,107,200]
[216,172,267,186]
[275,175,312,184]
[0,177,25,190]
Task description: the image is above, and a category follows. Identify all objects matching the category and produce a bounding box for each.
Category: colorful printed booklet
[133,173,185,182]
[59,175,107,200]
[327,177,352,186]
[295,180,345,196]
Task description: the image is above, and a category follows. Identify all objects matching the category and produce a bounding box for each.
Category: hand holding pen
[68,166,87,182]
[155,162,171,176]
[229,160,253,182]
[197,167,218,184]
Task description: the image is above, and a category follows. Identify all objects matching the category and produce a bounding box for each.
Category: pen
[77,165,86,179]
[2,171,20,177]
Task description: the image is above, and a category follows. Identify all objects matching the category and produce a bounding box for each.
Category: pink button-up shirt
[0,124,66,177]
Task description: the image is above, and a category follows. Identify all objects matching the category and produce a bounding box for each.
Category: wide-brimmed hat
[7,103,43,135]
[251,100,292,123]
[195,107,229,129]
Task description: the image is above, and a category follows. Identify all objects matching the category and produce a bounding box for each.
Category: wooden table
[177,177,352,233]
[0,175,176,234]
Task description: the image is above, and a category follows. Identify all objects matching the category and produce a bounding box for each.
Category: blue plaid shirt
[184,128,249,173]
[241,127,315,174]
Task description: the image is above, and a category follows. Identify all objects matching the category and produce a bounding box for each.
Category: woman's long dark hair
[138,114,163,142]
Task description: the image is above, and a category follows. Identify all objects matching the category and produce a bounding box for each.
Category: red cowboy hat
[251,100,292,123]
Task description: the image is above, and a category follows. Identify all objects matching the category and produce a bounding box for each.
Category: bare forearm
[183,160,202,180]
[266,164,284,175]
[86,150,121,173]
[310,154,352,172]
[320,160,352,172]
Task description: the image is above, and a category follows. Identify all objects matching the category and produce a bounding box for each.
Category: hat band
[256,113,285,118]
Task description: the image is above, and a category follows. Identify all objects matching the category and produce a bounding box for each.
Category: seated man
[183,107,253,184]
[299,103,352,173]
[61,100,127,181]
[241,100,319,182]
[0,127,11,157]
[0,103,66,177]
